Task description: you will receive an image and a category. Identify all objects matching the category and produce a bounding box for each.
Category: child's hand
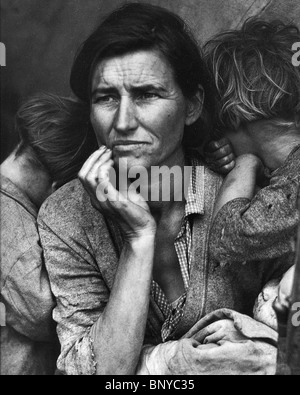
[204,138,236,175]
[197,319,247,345]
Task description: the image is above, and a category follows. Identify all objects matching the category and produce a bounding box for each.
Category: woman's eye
[138,92,159,100]
[94,96,117,104]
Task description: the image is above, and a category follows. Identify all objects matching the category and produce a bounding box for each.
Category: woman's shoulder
[39,178,86,212]
[38,178,105,231]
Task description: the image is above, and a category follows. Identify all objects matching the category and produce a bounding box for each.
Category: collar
[184,153,205,217]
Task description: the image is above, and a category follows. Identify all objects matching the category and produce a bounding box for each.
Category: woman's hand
[137,338,277,375]
[204,138,236,175]
[194,319,248,345]
[79,146,157,241]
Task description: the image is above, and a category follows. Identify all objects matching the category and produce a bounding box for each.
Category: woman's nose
[114,97,138,134]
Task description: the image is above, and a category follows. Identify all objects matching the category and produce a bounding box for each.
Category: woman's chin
[113,155,149,171]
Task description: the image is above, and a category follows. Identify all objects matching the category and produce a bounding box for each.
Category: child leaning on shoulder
[204,19,300,320]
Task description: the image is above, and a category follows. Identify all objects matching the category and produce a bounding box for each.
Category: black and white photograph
[1,0,300,377]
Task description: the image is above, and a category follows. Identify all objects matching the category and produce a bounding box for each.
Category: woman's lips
[112,142,148,151]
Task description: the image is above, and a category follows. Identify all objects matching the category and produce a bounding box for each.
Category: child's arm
[209,153,299,265]
[212,154,262,221]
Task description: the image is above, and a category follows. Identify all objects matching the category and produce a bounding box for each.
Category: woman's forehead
[91,50,176,90]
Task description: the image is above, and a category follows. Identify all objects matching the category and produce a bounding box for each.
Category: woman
[38,3,288,375]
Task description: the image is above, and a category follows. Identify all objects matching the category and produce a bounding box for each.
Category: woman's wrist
[126,233,156,252]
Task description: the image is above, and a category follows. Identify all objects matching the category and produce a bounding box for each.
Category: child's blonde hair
[205,19,300,134]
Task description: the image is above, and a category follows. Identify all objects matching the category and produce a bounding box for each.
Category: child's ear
[185,85,204,126]
[51,181,59,193]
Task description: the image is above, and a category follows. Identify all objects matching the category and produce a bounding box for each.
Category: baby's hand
[204,138,235,175]
[197,319,247,345]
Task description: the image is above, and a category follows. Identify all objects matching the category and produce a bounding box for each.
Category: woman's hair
[204,18,300,134]
[15,93,97,188]
[70,2,214,147]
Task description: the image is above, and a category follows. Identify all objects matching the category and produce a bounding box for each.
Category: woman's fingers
[97,158,115,186]
[88,150,113,184]
[203,331,224,345]
[194,321,222,343]
[202,320,248,344]
[194,319,238,344]
[97,176,122,204]
[95,156,122,204]
[80,149,113,191]
[79,146,155,237]
[79,146,107,178]
[95,149,113,169]
[98,182,155,233]
[79,146,112,179]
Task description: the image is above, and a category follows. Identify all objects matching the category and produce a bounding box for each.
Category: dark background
[1,0,300,161]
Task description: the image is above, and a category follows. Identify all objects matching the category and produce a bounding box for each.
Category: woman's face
[90,50,200,170]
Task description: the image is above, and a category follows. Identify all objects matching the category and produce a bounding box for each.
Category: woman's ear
[185,85,204,126]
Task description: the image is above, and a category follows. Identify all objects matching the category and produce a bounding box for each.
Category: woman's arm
[39,147,157,375]
[90,236,155,375]
[78,147,157,375]
[39,201,155,375]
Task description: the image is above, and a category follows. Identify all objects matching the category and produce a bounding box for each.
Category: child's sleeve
[209,175,299,265]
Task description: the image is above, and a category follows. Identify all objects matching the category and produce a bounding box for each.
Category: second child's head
[14,93,97,192]
[205,19,300,154]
